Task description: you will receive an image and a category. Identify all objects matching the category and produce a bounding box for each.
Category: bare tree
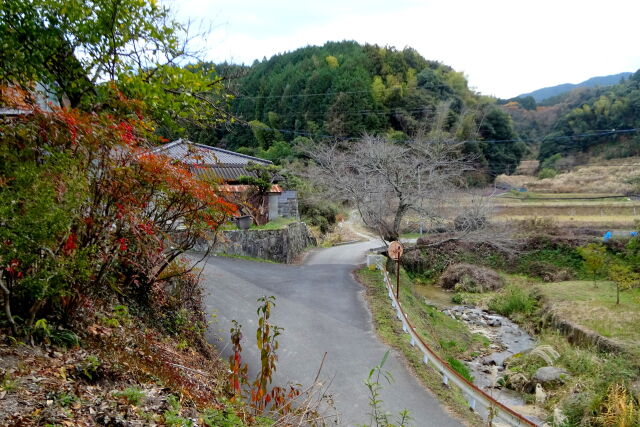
[300,134,470,242]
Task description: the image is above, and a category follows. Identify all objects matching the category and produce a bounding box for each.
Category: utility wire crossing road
[197,241,463,427]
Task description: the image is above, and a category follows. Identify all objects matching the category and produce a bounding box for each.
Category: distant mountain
[517,72,633,102]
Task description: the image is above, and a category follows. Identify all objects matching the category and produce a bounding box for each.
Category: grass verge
[356,266,488,426]
[538,280,640,356]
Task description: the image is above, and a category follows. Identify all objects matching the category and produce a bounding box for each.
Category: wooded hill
[500,70,640,163]
[192,41,526,180]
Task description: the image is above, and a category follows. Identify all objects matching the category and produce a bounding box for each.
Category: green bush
[300,201,338,234]
[537,167,558,179]
[488,285,537,316]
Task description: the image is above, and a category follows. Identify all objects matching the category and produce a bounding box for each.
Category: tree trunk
[616,283,620,305]
[391,204,408,242]
[0,275,18,335]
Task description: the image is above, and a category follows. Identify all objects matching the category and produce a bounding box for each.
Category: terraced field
[494,192,640,229]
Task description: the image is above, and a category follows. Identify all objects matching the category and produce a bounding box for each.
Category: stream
[414,286,546,424]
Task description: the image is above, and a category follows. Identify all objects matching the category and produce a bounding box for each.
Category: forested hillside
[192,41,525,180]
[500,70,640,163]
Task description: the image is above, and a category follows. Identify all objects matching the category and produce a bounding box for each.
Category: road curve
[198,241,463,427]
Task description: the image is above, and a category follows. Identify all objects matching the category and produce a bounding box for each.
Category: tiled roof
[153,139,272,166]
[191,165,261,181]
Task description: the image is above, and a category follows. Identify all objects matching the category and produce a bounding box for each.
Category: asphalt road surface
[198,241,463,427]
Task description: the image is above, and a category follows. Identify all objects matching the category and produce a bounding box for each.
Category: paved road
[198,241,462,427]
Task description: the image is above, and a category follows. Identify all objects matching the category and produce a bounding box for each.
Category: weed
[163,394,191,426]
[75,354,102,381]
[33,318,52,343]
[0,373,18,392]
[488,285,537,317]
[595,384,638,426]
[361,351,412,427]
[115,387,145,406]
[451,293,463,304]
[202,407,244,427]
[176,339,189,351]
[445,357,474,383]
[50,329,80,347]
[56,392,77,407]
[112,305,132,326]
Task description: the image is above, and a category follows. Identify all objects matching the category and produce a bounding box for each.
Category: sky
[170,0,640,98]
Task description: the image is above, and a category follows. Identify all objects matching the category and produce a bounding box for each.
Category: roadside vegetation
[393,222,640,426]
[356,266,486,425]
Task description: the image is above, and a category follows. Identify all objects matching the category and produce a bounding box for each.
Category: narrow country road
[198,241,463,427]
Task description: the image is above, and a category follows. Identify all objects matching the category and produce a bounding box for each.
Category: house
[153,139,299,223]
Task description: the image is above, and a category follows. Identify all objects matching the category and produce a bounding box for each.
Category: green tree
[607,261,639,305]
[577,243,607,288]
[0,0,229,136]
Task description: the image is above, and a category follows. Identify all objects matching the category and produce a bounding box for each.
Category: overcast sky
[170,0,640,98]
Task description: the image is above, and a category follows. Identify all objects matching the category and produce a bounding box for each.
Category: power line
[234,106,441,119]
[240,121,640,146]
[232,83,460,100]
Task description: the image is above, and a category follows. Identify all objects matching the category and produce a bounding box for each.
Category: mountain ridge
[517,72,633,102]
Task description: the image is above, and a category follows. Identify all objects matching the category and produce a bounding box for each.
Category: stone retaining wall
[211,222,315,263]
[542,306,626,354]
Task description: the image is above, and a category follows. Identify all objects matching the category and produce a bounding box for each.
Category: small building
[153,139,298,223]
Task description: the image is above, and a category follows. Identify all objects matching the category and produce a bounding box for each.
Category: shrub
[300,201,337,234]
[439,263,504,293]
[488,285,537,316]
[537,168,558,179]
[0,100,236,337]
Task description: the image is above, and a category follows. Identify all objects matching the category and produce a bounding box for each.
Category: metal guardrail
[380,268,538,427]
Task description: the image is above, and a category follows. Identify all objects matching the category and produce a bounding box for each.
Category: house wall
[206,221,316,263]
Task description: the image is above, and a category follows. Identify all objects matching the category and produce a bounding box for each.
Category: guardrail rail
[379,268,538,426]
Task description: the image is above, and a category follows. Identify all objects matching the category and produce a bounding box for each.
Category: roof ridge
[152,138,182,152]
[173,139,272,164]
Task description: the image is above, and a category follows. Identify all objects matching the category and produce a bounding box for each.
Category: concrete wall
[278,190,299,219]
[211,221,316,263]
[268,193,280,221]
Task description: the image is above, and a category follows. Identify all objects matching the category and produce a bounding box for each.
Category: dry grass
[514,160,539,175]
[537,280,640,356]
[496,158,640,194]
[496,215,637,229]
[492,192,640,229]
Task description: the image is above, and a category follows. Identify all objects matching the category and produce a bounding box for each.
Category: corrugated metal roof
[153,139,272,166]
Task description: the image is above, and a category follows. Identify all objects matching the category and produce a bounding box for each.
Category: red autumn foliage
[0,91,237,327]
[63,233,78,255]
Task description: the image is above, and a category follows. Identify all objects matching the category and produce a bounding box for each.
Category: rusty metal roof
[219,184,283,193]
[153,139,272,166]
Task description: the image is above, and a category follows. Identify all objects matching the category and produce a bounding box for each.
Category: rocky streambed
[441,305,546,423]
